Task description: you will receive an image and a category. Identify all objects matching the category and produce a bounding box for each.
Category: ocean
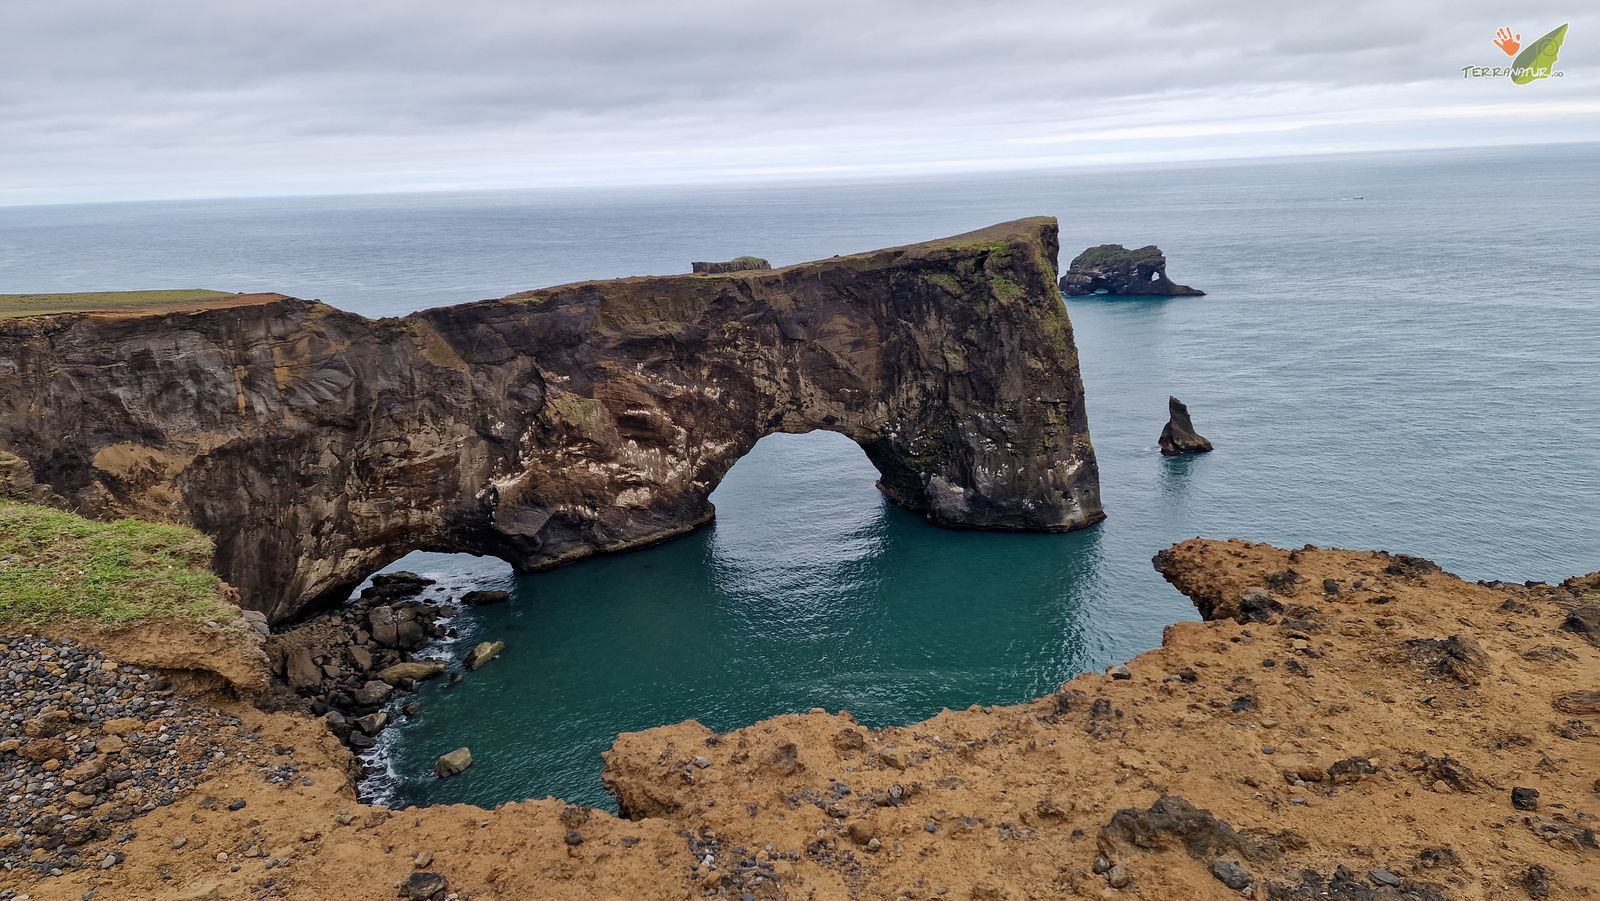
[3,143,1596,810]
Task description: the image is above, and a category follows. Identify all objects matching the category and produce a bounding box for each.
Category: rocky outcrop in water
[1159,396,1214,456]
[0,218,1101,622]
[1060,244,1204,296]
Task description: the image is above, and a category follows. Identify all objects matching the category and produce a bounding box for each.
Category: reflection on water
[1157,452,1204,506]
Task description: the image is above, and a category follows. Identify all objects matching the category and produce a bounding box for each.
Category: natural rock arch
[0,218,1102,622]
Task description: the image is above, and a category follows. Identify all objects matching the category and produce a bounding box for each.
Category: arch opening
[354,427,1103,812]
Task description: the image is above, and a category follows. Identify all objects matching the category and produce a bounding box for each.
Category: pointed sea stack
[1159,396,1213,456]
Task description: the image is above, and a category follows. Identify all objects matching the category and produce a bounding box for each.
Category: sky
[3,0,1595,205]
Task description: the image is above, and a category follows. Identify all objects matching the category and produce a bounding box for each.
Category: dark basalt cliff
[0,217,1102,622]
[1060,243,1204,296]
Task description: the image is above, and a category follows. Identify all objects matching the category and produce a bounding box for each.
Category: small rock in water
[435,747,473,779]
[460,590,510,606]
[465,641,506,671]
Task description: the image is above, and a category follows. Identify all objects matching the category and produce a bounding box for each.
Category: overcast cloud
[3,0,1595,204]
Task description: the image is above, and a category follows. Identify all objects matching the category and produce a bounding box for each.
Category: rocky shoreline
[262,573,513,787]
[0,539,1594,900]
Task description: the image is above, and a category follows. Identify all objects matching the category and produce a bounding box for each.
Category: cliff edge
[8,539,1595,900]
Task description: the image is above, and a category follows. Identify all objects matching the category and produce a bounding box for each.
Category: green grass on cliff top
[0,501,229,626]
[0,289,232,318]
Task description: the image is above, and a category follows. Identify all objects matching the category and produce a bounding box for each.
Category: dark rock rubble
[264,573,457,758]
[0,637,257,877]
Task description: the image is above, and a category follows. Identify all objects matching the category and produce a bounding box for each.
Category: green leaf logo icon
[1511,23,1567,84]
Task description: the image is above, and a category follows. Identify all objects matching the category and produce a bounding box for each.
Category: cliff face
[0,217,1102,622]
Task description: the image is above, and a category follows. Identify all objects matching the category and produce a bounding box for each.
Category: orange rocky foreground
[3,540,1596,900]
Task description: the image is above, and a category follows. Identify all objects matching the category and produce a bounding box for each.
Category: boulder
[1059,244,1204,296]
[465,641,506,671]
[460,589,511,607]
[284,647,322,689]
[435,747,472,778]
[354,711,389,736]
[395,618,427,649]
[352,680,394,707]
[377,661,447,685]
[368,606,400,648]
[1159,396,1213,456]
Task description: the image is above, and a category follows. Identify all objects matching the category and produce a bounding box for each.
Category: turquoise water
[2,144,1597,810]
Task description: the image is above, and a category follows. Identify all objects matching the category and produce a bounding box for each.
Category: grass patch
[0,289,233,319]
[0,502,229,626]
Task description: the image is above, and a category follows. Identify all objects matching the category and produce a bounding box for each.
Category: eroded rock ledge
[0,218,1102,622]
[12,540,1596,900]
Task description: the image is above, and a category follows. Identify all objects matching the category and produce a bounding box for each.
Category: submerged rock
[465,641,506,671]
[1159,396,1214,456]
[460,589,510,607]
[1060,244,1204,297]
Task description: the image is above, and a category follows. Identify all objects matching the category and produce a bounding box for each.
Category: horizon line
[2,137,1595,212]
